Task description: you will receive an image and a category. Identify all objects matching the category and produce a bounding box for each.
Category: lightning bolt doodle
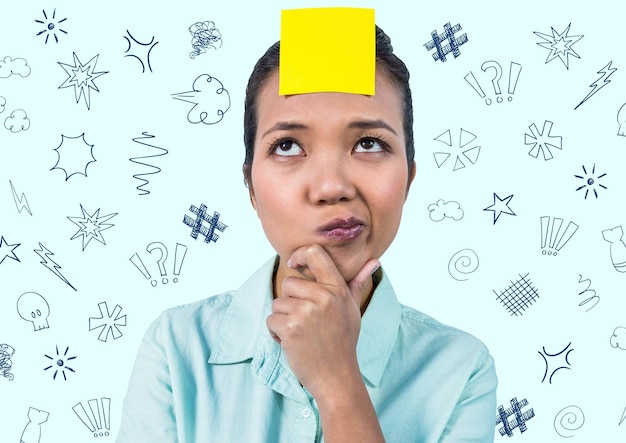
[129,132,168,195]
[34,243,76,291]
[9,180,32,215]
[575,61,617,110]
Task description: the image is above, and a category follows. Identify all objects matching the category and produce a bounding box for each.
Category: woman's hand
[266,244,379,403]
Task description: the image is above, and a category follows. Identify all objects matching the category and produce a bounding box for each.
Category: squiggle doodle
[554,405,585,438]
[73,397,111,437]
[172,74,231,125]
[4,109,30,132]
[20,407,49,443]
[51,133,96,180]
[17,292,50,331]
[9,180,33,215]
[34,242,77,291]
[130,242,188,287]
[539,342,574,383]
[0,56,31,78]
[123,30,158,73]
[0,235,21,264]
[610,326,626,350]
[576,274,599,311]
[602,226,626,272]
[58,52,109,110]
[189,21,222,58]
[129,132,168,195]
[89,302,127,342]
[448,249,479,281]
[67,204,117,250]
[0,344,15,380]
[428,199,464,221]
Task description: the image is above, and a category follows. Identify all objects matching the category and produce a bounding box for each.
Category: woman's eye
[354,138,385,153]
[272,140,303,157]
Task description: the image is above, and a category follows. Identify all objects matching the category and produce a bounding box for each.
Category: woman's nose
[307,152,357,204]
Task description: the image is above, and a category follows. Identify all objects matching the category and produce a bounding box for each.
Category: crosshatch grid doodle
[493,273,540,316]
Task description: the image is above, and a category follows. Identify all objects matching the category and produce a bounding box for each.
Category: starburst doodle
[43,345,77,381]
[68,205,117,251]
[534,23,583,69]
[58,53,109,110]
[575,164,607,199]
[35,9,68,44]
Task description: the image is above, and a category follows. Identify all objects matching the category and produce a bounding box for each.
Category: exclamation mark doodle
[173,243,188,283]
[129,253,151,282]
[72,397,111,437]
[464,71,486,102]
[146,242,168,285]
[508,61,522,101]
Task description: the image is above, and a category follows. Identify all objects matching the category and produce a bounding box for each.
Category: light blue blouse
[117,257,497,442]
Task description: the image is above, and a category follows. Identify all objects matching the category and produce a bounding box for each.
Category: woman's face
[250,70,415,284]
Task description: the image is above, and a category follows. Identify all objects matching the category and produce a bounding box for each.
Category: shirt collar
[208,256,402,387]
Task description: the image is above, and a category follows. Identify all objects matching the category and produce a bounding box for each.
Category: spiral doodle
[554,405,585,438]
[448,249,479,281]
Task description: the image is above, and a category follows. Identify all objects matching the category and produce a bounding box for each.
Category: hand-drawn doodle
[34,242,77,291]
[619,406,626,426]
[448,249,479,281]
[0,235,21,264]
[617,103,626,136]
[576,274,600,311]
[123,30,158,73]
[0,56,31,78]
[465,61,522,105]
[17,291,50,331]
[610,326,626,350]
[534,23,583,69]
[89,302,127,342]
[494,273,540,316]
[554,405,585,438]
[483,193,516,224]
[67,204,117,251]
[9,180,33,215]
[183,203,227,244]
[524,121,563,160]
[574,61,617,110]
[172,74,231,125]
[602,226,626,272]
[35,8,68,44]
[3,109,30,132]
[130,242,188,286]
[428,199,464,221]
[20,407,49,443]
[0,344,15,380]
[51,133,96,180]
[540,216,579,255]
[189,21,222,58]
[539,342,574,383]
[73,397,111,437]
[574,164,607,199]
[43,345,77,380]
[495,397,535,437]
[129,132,168,195]
[433,128,480,171]
[58,52,109,110]
[423,22,467,62]
[0,96,5,112]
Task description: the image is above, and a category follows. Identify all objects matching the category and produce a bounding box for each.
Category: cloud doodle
[428,199,464,221]
[0,56,31,78]
[610,327,626,350]
[172,74,231,125]
[4,109,30,132]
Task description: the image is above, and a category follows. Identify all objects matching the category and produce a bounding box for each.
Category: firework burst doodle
[35,9,68,44]
[58,53,109,110]
[575,164,607,199]
[67,204,117,250]
[534,23,583,69]
[43,345,77,381]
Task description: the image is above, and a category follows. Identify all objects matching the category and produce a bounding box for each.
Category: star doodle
[68,204,117,250]
[58,53,109,110]
[483,193,516,224]
[0,236,21,264]
[534,23,583,69]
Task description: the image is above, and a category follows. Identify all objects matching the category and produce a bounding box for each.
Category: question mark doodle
[146,242,168,286]
[481,61,503,104]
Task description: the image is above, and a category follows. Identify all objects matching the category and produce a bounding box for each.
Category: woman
[117,25,497,443]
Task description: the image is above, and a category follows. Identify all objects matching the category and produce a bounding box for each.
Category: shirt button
[301,408,312,418]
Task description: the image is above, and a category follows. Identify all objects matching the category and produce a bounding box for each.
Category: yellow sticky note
[279,7,375,95]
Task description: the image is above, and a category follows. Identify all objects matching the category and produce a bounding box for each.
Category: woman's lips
[316,217,365,241]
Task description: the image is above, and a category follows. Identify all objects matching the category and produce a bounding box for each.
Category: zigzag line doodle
[129,132,168,195]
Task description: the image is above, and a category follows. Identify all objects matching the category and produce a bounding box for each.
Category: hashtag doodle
[183,203,227,244]
[494,273,540,316]
[423,22,468,62]
[496,397,535,436]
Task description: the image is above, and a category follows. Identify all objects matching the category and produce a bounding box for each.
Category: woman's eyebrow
[261,122,309,138]
[348,119,398,135]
